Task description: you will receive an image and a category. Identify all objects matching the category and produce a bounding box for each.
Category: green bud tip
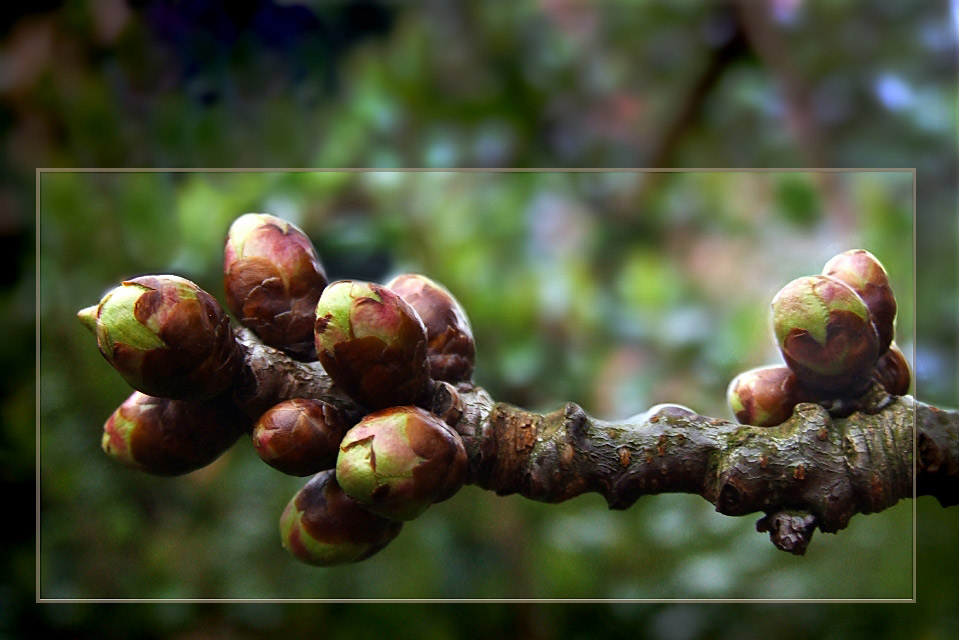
[77,305,98,334]
[95,281,168,358]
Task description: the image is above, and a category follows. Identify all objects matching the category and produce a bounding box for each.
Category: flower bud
[102,391,246,476]
[252,398,351,476]
[336,406,468,521]
[86,275,241,399]
[771,275,880,394]
[872,342,910,397]
[822,249,897,354]
[314,280,431,409]
[387,274,475,383]
[224,214,327,359]
[279,470,403,567]
[727,365,809,427]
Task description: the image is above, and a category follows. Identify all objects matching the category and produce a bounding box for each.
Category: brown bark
[231,327,959,555]
[231,327,356,421]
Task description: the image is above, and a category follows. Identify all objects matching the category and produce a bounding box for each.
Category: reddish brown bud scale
[336,406,468,521]
[252,398,351,476]
[314,280,431,410]
[90,275,241,399]
[102,391,247,476]
[822,249,897,354]
[873,342,911,396]
[771,275,880,394]
[727,365,810,427]
[430,380,464,427]
[387,274,476,383]
[280,470,402,567]
[224,214,327,360]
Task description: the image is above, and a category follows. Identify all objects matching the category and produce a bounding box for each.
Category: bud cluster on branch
[727,250,908,427]
[79,213,957,566]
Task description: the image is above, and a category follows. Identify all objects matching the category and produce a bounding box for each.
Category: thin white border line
[36,598,918,604]
[912,168,918,601]
[36,169,42,608]
[35,168,919,604]
[36,167,918,173]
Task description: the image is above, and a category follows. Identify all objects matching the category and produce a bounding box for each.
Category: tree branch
[232,328,959,555]
[230,328,359,423]
[645,5,748,168]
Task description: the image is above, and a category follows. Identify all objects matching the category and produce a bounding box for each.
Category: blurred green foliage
[3,0,957,638]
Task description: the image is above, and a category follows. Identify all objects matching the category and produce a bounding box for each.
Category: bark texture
[230,327,959,555]
[231,328,357,421]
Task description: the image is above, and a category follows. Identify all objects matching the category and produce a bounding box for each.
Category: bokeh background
[4,0,958,638]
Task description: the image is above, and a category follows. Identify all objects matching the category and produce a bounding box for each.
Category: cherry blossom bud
[727,365,810,427]
[102,391,245,476]
[336,406,468,521]
[822,249,897,355]
[388,274,475,383]
[84,275,240,399]
[314,280,431,409]
[224,214,327,359]
[772,275,879,394]
[279,470,402,566]
[872,342,911,396]
[252,398,351,476]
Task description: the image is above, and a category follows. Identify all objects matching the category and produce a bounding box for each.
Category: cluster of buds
[286,272,475,564]
[727,250,910,427]
[78,274,249,473]
[80,212,478,567]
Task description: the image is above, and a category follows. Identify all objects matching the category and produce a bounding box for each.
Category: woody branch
[234,327,959,556]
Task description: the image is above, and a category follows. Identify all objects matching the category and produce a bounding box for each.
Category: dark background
[5,1,959,638]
